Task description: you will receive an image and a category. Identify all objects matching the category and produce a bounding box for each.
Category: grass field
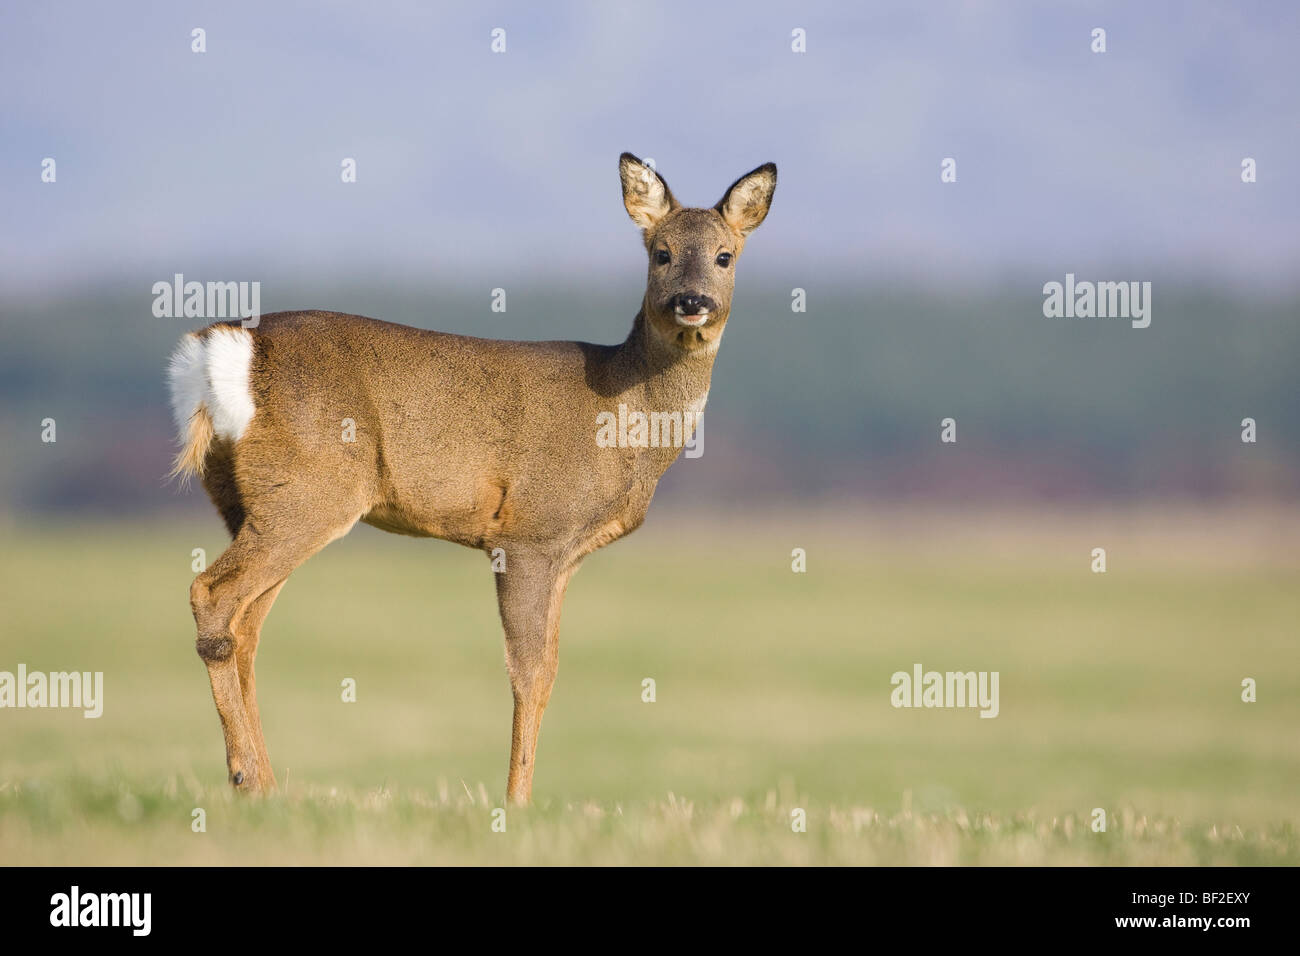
[1,506,1297,865]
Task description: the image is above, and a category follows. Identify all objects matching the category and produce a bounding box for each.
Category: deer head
[619,153,777,353]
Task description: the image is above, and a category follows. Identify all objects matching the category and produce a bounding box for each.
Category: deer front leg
[495,553,575,805]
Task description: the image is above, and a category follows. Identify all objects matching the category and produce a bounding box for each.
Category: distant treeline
[1,279,1296,515]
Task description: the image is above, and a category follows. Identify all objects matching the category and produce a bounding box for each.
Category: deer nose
[672,293,715,316]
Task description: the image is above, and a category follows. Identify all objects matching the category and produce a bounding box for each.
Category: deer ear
[619,153,676,231]
[715,163,777,238]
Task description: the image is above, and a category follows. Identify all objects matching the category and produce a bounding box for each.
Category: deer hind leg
[233,579,286,789]
[191,505,360,792]
[495,554,575,805]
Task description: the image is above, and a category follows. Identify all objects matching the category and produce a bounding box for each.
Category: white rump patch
[204,327,256,439]
[166,326,256,442]
[166,333,207,434]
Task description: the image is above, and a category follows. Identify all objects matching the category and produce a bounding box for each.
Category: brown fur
[177,154,775,803]
[169,407,215,486]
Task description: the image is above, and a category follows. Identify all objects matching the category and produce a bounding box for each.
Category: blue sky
[2,0,1297,292]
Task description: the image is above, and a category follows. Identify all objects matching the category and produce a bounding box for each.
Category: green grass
[1,507,1297,864]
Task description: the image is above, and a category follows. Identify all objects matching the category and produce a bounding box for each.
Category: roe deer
[167,153,776,803]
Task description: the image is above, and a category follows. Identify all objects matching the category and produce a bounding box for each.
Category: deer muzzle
[671,292,717,327]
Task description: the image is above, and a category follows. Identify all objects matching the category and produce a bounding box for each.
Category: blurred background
[1,0,1297,516]
[0,1,1297,862]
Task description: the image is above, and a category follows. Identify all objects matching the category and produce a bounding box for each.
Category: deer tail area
[166,325,257,486]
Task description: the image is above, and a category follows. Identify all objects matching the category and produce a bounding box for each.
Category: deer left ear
[620,152,677,231]
[715,163,777,238]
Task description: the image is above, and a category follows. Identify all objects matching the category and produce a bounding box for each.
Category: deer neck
[614,309,718,416]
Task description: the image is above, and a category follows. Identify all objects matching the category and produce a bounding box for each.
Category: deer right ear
[715,162,777,239]
[619,153,676,231]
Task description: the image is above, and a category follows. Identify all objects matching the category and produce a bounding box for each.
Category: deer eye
[716,252,733,268]
[654,249,671,266]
